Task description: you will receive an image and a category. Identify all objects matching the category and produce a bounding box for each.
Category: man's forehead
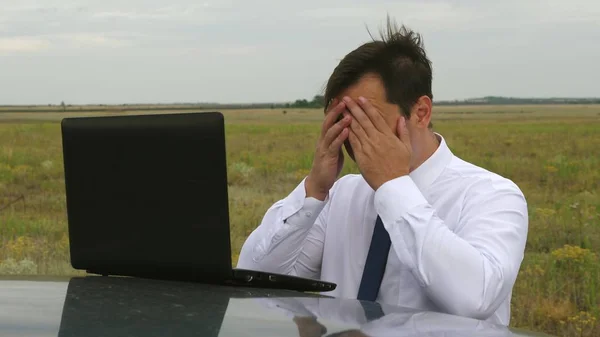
[335,74,387,104]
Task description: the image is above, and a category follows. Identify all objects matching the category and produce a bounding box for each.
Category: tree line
[2,95,599,113]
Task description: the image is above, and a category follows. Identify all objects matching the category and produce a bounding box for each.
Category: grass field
[0,105,599,336]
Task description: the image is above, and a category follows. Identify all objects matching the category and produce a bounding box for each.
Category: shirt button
[305,211,312,217]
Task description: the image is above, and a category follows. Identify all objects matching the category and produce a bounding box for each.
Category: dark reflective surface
[0,276,552,337]
[260,297,551,337]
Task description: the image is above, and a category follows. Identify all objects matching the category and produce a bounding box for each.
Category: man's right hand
[305,99,351,201]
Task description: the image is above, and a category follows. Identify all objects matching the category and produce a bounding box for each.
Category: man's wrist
[304,177,328,201]
[306,192,327,201]
[306,189,328,201]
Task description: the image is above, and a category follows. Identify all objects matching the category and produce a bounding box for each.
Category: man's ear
[412,95,432,129]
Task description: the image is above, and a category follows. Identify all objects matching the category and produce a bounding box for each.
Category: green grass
[0,105,599,336]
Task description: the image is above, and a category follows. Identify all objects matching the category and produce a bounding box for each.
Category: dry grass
[0,105,599,336]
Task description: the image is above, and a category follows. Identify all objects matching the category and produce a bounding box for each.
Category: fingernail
[343,96,351,103]
[358,96,367,104]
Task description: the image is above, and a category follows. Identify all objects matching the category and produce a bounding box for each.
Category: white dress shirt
[237,133,529,326]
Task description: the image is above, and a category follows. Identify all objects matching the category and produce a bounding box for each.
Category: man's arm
[374,176,528,321]
[236,178,330,279]
[236,99,350,278]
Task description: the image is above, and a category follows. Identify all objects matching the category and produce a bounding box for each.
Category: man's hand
[305,99,351,200]
[344,96,412,191]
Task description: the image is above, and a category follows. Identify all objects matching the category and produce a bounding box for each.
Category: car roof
[0,275,552,337]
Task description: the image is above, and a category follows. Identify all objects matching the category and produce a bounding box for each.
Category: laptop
[60,111,336,293]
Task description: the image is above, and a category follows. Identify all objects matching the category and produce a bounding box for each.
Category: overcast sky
[1,0,599,105]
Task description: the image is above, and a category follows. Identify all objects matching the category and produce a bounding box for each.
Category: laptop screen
[61,112,232,281]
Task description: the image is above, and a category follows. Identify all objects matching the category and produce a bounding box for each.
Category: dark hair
[324,16,433,126]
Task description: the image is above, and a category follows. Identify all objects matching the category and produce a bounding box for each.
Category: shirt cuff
[281,177,327,227]
[373,175,428,224]
[285,197,326,227]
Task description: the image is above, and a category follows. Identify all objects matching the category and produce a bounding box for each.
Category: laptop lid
[61,112,232,282]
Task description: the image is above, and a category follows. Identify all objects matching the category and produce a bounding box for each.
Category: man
[237,18,528,326]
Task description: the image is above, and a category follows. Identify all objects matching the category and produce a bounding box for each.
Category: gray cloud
[0,0,599,104]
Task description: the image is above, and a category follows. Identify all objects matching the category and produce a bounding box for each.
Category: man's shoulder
[445,155,524,198]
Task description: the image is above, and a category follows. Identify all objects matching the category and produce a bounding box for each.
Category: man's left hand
[343,96,412,191]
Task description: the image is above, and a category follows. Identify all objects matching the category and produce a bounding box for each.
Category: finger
[329,127,349,152]
[323,114,351,146]
[324,99,345,125]
[349,117,367,145]
[343,96,377,137]
[397,116,411,147]
[348,129,362,152]
[321,100,346,137]
[357,96,391,134]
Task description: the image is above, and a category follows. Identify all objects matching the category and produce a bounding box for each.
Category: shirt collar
[408,133,454,191]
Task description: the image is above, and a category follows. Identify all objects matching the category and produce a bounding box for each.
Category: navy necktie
[357,215,391,302]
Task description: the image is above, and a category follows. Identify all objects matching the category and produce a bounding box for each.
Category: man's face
[330,73,410,162]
